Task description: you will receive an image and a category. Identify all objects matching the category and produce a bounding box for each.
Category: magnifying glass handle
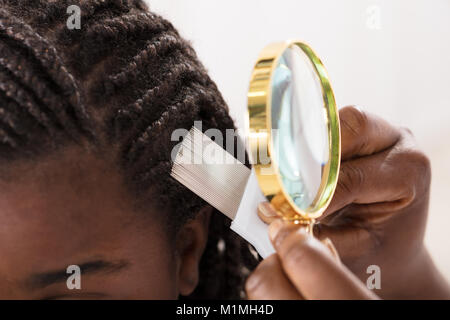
[270,192,316,235]
[293,218,315,235]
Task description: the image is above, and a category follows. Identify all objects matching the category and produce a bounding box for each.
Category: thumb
[268,219,379,300]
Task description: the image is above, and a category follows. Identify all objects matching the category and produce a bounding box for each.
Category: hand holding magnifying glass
[245,40,448,299]
[248,106,450,300]
[245,214,378,300]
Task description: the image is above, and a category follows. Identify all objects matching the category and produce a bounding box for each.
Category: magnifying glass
[247,40,341,233]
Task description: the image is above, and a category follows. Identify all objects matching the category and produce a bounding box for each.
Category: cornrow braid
[0,0,260,299]
[110,57,206,138]
[0,67,54,135]
[0,8,95,141]
[106,32,195,92]
[0,40,84,141]
[125,84,209,164]
[72,11,172,76]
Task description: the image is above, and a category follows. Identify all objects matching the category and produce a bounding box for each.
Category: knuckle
[407,150,432,186]
[341,106,370,137]
[400,126,414,138]
[338,163,364,193]
[337,176,353,195]
[412,150,431,173]
[395,148,431,180]
[390,148,432,198]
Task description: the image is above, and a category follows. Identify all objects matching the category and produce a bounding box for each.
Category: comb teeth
[171,127,251,220]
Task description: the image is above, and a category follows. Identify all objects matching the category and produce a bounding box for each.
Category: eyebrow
[26,259,130,290]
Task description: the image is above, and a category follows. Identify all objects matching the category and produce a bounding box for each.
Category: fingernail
[269,218,284,241]
[258,202,277,218]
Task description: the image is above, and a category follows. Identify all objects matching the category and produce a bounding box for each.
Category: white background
[146,0,450,281]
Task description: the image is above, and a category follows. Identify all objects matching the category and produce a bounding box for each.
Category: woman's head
[0,0,257,299]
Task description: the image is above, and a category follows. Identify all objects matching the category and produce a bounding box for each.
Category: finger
[245,254,303,300]
[340,106,401,161]
[314,220,373,263]
[269,219,378,300]
[323,142,418,218]
[321,238,341,263]
[257,202,279,224]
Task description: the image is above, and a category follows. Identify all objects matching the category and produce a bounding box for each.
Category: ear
[175,206,212,296]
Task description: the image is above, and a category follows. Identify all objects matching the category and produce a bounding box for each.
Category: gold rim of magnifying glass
[247,40,341,222]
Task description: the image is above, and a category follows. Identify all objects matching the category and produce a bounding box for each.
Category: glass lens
[271,44,329,211]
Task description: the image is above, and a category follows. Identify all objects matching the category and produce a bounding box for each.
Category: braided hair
[0,0,259,299]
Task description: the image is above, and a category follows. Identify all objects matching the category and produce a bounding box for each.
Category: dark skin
[1,106,448,299]
[248,106,450,300]
[0,148,211,299]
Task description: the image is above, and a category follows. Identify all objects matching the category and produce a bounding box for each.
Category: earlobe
[176,206,212,296]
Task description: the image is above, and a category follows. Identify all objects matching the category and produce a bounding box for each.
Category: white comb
[171,127,275,258]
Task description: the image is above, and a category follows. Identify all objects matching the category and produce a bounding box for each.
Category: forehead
[0,148,168,282]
